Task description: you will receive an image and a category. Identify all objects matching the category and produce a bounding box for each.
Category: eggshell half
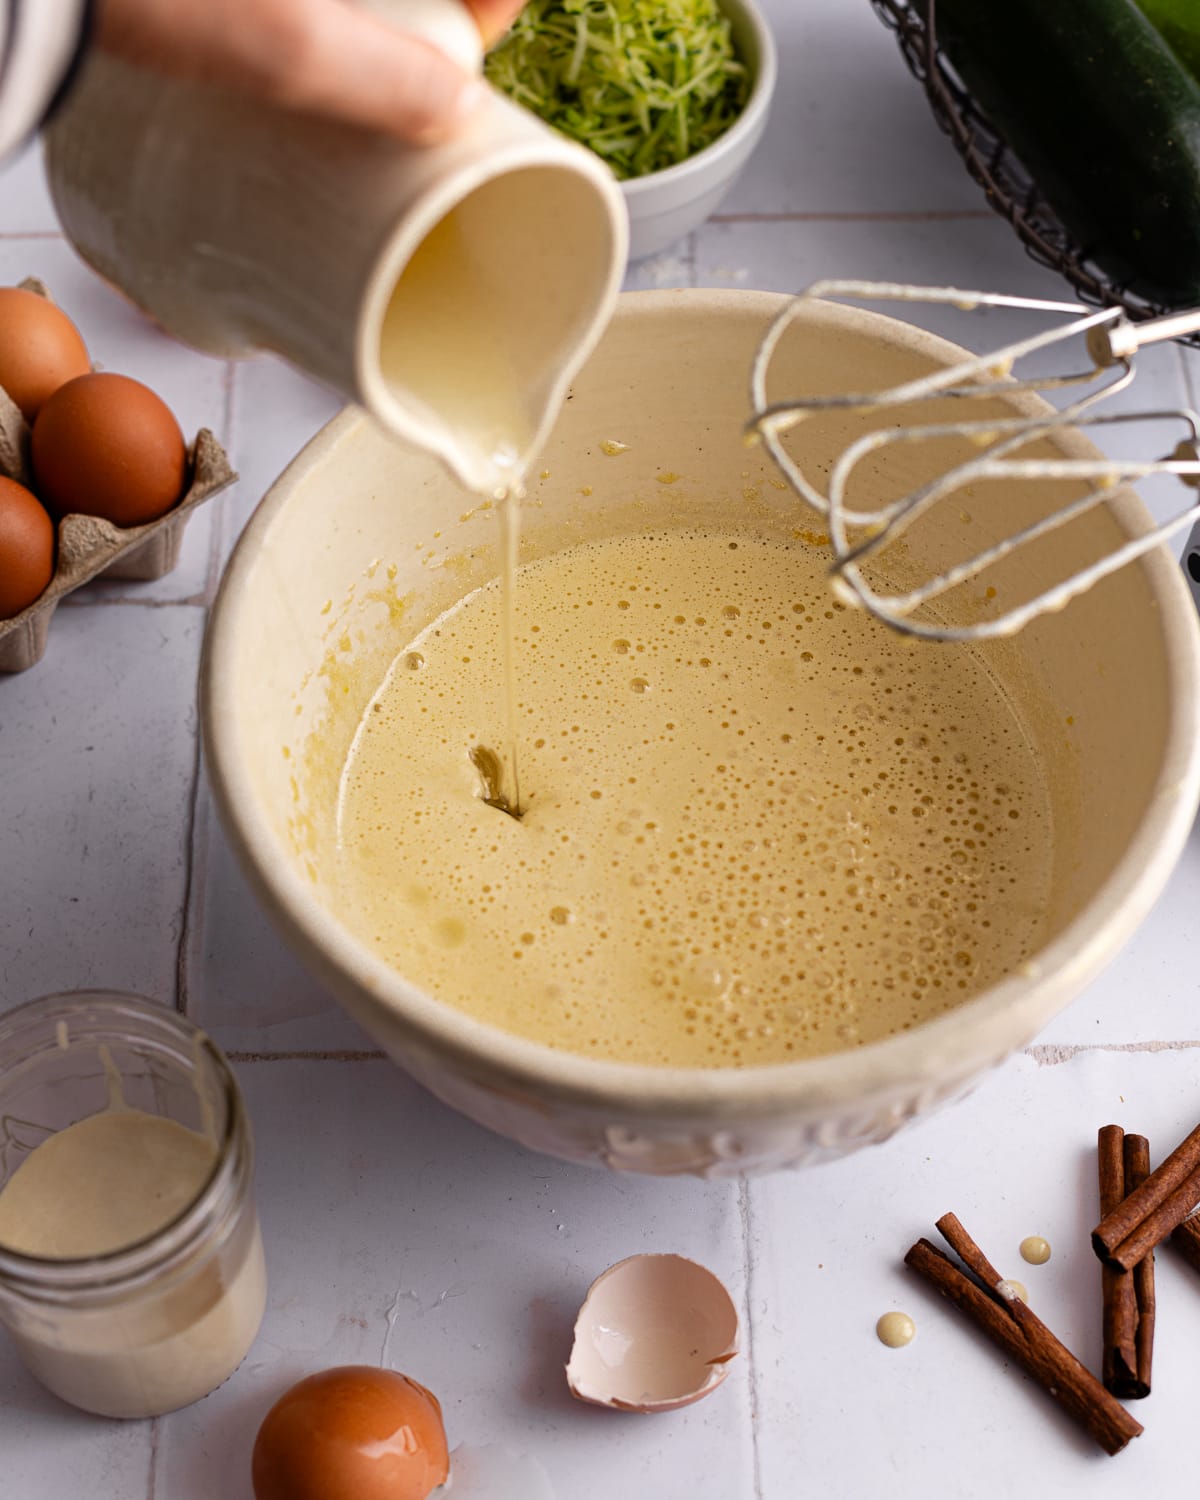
[565,1254,739,1413]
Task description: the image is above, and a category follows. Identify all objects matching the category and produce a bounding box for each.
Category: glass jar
[0,991,266,1418]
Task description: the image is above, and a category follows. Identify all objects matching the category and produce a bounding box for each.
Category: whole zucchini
[934,0,1200,306]
[1136,0,1200,84]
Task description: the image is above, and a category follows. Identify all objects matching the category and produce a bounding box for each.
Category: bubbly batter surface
[334,529,1054,1067]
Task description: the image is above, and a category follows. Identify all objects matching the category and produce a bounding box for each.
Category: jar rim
[0,990,252,1297]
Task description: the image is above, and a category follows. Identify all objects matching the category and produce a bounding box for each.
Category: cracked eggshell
[565,1253,739,1413]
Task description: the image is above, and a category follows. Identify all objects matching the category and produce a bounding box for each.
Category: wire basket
[870,0,1200,349]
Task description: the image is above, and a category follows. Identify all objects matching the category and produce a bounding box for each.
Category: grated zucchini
[484,0,749,180]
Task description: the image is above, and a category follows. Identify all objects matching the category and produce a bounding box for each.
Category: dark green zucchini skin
[1136,0,1200,85]
[935,0,1200,306]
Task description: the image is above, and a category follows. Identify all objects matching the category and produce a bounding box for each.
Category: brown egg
[31,372,188,526]
[0,475,55,618]
[0,287,90,421]
[251,1366,450,1500]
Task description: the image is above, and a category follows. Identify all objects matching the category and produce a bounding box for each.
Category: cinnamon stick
[905,1213,1143,1455]
[1170,1212,1200,1276]
[1124,1134,1155,1397]
[1092,1119,1200,1270]
[1098,1126,1144,1398]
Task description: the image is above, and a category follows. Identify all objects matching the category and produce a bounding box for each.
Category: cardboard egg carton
[0,278,236,674]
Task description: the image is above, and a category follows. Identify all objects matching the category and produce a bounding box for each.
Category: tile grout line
[205,360,241,606]
[737,1177,764,1500]
[58,593,210,610]
[173,721,206,1018]
[708,209,997,225]
[0,212,999,240]
[145,1416,160,1500]
[174,359,240,1014]
[227,1049,388,1063]
[1178,341,1197,409]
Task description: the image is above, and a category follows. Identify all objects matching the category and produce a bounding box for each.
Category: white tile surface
[0,605,203,1001]
[723,0,982,216]
[696,210,1074,332]
[1035,826,1200,1047]
[0,140,59,234]
[2,1365,151,1500]
[751,1048,1200,1496]
[215,359,344,569]
[623,242,697,292]
[155,1060,752,1500]
[1,0,1199,1496]
[184,775,372,1055]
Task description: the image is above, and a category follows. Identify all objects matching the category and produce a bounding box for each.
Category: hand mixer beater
[748,281,1200,642]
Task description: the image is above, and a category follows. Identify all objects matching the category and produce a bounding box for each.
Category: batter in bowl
[333,527,1054,1068]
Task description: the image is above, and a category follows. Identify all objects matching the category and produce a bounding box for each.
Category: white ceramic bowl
[621,0,777,261]
[203,291,1200,1177]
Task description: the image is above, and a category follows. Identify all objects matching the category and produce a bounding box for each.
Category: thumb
[285,3,485,143]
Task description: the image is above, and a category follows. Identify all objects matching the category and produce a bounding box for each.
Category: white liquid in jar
[0,1110,214,1257]
[0,1108,265,1418]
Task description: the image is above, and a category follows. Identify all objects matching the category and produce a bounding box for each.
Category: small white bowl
[621,0,777,261]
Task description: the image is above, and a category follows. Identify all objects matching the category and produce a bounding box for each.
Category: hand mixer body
[1186,521,1200,616]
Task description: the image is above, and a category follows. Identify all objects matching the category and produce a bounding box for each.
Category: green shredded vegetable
[484,0,749,180]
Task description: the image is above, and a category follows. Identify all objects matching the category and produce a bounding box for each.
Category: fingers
[466,0,527,47]
[96,0,488,144]
[271,2,486,143]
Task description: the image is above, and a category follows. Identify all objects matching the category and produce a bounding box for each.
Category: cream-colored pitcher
[43,0,628,492]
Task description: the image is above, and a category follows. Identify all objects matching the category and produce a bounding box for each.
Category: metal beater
[748,281,1200,642]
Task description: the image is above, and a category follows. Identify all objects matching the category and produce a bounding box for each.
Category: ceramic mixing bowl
[202,291,1200,1177]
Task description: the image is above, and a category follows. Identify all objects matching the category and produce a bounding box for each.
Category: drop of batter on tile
[875,1311,916,1348]
[1019,1235,1052,1266]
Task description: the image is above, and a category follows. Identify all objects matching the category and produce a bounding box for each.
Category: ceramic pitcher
[43,0,628,491]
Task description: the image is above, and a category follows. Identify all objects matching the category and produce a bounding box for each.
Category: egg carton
[0,278,236,674]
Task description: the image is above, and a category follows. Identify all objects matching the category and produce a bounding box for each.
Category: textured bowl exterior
[621,0,778,261]
[203,290,1200,1177]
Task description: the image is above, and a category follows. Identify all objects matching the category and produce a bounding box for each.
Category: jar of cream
[0,991,266,1418]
